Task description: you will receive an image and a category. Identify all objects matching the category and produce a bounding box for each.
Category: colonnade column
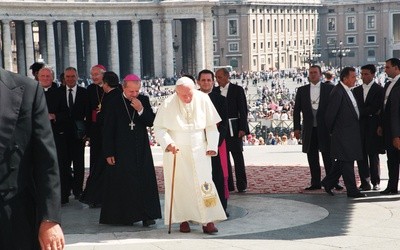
[89,20,98,67]
[110,20,120,75]
[131,19,141,76]
[25,20,35,75]
[195,18,205,74]
[164,18,174,78]
[46,20,57,76]
[2,20,13,71]
[152,19,162,77]
[204,16,214,71]
[67,20,77,68]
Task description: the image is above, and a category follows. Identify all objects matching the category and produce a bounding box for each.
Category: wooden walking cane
[168,152,177,234]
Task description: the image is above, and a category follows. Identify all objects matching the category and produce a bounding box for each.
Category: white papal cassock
[154,89,227,225]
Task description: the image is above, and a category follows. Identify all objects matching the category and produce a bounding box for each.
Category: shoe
[334,184,344,191]
[373,184,380,191]
[358,183,372,191]
[380,189,398,195]
[225,211,230,218]
[322,185,334,196]
[238,189,247,193]
[180,221,191,233]
[347,193,367,198]
[304,185,321,190]
[202,222,218,234]
[142,220,156,227]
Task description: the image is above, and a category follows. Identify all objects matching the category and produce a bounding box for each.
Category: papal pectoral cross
[129,121,135,130]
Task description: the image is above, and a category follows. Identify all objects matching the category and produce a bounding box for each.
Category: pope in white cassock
[154,76,227,234]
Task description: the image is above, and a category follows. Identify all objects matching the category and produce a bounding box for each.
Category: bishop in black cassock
[100,74,161,226]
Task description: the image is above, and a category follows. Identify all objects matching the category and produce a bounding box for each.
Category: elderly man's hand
[166,143,179,154]
[38,221,65,250]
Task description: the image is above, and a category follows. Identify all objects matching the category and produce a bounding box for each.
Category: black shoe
[358,183,372,191]
[305,185,321,190]
[347,193,367,198]
[142,220,156,227]
[334,184,344,190]
[380,189,398,195]
[323,186,334,196]
[238,189,247,193]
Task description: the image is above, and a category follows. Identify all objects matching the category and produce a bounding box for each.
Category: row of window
[214,33,378,55]
[327,15,376,32]
[215,17,316,37]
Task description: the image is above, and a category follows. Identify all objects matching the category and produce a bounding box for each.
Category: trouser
[323,160,359,195]
[307,127,332,186]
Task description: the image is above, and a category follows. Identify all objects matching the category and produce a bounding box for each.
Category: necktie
[68,88,74,113]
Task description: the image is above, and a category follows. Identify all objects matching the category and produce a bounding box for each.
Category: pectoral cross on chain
[129,121,135,130]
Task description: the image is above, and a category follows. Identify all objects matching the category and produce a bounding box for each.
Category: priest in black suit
[80,71,121,208]
[198,69,229,213]
[322,67,365,198]
[353,64,384,191]
[215,68,249,193]
[0,67,64,249]
[100,74,161,226]
[293,65,340,190]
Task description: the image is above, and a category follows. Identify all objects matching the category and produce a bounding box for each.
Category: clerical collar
[122,92,130,100]
[107,87,116,93]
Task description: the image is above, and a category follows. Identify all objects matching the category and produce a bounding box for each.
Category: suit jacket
[293,81,334,153]
[0,68,61,222]
[380,78,400,148]
[208,91,228,146]
[353,82,384,154]
[58,85,90,139]
[390,82,400,140]
[44,84,69,135]
[215,84,249,152]
[325,83,362,161]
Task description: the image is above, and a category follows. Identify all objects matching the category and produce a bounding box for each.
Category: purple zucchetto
[124,74,141,81]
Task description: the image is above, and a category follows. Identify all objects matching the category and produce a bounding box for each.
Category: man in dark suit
[215,68,249,193]
[38,66,70,205]
[198,69,229,213]
[322,67,365,198]
[0,67,64,249]
[58,67,90,203]
[353,64,384,191]
[380,58,400,194]
[293,65,341,190]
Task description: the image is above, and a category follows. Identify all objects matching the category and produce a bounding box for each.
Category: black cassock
[100,93,161,225]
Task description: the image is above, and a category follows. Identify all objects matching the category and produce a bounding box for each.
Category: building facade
[213,0,322,73]
[1,0,399,78]
[317,0,400,68]
[0,0,216,79]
